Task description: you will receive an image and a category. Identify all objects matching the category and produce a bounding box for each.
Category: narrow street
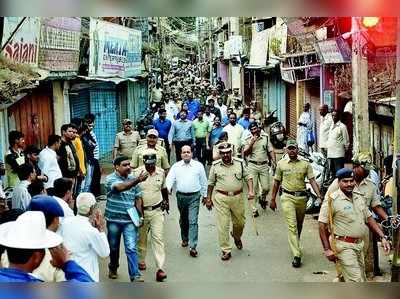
[98,192,387,282]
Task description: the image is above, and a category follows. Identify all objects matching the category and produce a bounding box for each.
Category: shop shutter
[286,84,297,138]
[90,84,118,162]
[70,89,90,119]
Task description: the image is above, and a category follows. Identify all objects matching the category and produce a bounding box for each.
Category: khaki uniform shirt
[245,133,273,162]
[133,166,166,207]
[274,158,314,192]
[131,145,170,170]
[325,177,381,208]
[318,189,372,238]
[208,158,250,192]
[232,106,244,118]
[212,143,235,161]
[227,95,242,108]
[114,131,141,158]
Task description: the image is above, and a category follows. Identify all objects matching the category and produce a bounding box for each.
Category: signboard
[223,35,243,59]
[249,25,268,67]
[323,90,334,108]
[2,17,40,66]
[38,17,81,73]
[89,18,142,78]
[316,37,351,64]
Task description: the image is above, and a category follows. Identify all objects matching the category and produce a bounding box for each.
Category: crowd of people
[0,60,394,283]
[0,114,106,282]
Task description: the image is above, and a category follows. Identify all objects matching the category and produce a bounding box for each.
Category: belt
[335,235,361,244]
[143,201,162,211]
[176,191,200,196]
[216,189,243,196]
[282,188,308,197]
[248,160,268,165]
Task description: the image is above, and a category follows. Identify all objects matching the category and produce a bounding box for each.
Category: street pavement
[97,193,391,283]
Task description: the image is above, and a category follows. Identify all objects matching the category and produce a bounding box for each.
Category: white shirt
[166,159,208,197]
[53,196,75,218]
[203,113,216,127]
[215,103,228,120]
[223,123,244,153]
[327,121,350,158]
[11,180,31,210]
[38,147,62,189]
[166,100,179,121]
[60,215,110,282]
[319,113,333,149]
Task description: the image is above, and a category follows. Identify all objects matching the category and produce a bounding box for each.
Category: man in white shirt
[223,112,244,157]
[38,135,62,195]
[327,110,350,180]
[52,178,75,218]
[166,145,207,258]
[11,163,36,210]
[215,97,227,121]
[60,192,110,282]
[318,105,333,158]
[203,105,216,127]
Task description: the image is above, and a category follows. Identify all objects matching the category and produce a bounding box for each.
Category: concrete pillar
[352,17,370,154]
[52,81,65,135]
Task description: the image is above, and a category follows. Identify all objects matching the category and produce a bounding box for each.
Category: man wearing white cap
[0,211,93,282]
[60,192,110,282]
[131,129,170,172]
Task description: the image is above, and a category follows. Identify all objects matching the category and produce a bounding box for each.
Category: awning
[77,76,138,84]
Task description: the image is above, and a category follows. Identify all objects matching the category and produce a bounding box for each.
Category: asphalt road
[98,195,390,282]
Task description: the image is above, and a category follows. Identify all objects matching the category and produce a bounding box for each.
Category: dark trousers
[195,137,207,165]
[329,157,345,179]
[163,138,171,163]
[90,159,101,197]
[174,140,193,161]
[176,191,201,250]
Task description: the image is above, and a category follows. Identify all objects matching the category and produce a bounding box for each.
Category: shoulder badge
[233,157,244,163]
[212,159,222,165]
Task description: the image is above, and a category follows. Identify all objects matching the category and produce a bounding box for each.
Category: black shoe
[189,248,198,257]
[221,251,232,261]
[259,199,268,210]
[292,256,301,268]
[108,269,118,279]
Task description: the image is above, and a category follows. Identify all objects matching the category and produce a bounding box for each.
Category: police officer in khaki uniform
[205,142,255,261]
[243,122,276,217]
[318,168,390,282]
[113,119,141,160]
[325,152,388,277]
[134,149,169,282]
[131,129,170,172]
[270,139,322,268]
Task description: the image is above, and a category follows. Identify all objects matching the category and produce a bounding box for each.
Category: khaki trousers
[280,193,307,258]
[214,192,246,253]
[138,208,165,270]
[336,239,367,282]
[247,162,270,208]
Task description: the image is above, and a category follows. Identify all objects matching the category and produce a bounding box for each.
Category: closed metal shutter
[70,89,90,119]
[286,84,297,138]
[90,84,118,162]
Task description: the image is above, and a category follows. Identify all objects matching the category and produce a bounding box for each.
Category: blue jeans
[81,163,93,193]
[107,221,140,279]
[176,191,201,249]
